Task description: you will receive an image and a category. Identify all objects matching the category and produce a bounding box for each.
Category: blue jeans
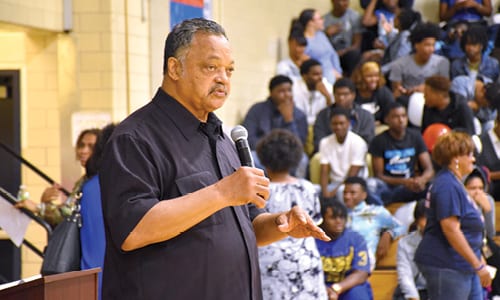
[418,264,482,300]
[369,178,428,205]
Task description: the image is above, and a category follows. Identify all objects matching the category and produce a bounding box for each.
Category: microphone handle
[235,139,254,167]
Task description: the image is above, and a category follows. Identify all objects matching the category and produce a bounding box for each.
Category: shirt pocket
[175,171,223,228]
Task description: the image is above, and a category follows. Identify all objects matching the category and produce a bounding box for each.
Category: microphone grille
[230,125,248,142]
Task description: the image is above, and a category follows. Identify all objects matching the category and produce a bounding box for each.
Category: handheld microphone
[230,125,255,167]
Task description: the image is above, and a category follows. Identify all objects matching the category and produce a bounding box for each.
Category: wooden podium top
[0,268,101,300]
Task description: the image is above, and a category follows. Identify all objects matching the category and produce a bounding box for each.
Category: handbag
[40,203,82,275]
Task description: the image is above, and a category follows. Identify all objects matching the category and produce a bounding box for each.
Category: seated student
[450,25,500,82]
[351,60,395,124]
[393,199,428,300]
[464,166,495,239]
[362,0,400,48]
[490,20,500,64]
[436,20,469,61]
[276,32,310,80]
[439,0,492,26]
[478,87,500,201]
[451,75,497,134]
[293,8,343,84]
[343,176,406,270]
[389,22,450,99]
[256,129,327,300]
[368,102,434,205]
[241,75,308,177]
[314,78,375,152]
[422,75,476,135]
[292,58,333,126]
[323,0,363,77]
[359,0,414,52]
[380,8,422,75]
[316,200,373,300]
[319,107,370,203]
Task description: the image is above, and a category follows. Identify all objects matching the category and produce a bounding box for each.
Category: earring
[455,159,459,170]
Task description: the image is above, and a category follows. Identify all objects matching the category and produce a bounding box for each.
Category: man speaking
[99,18,329,300]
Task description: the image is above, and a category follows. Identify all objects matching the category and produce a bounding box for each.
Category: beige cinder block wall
[0,0,152,277]
[0,25,68,277]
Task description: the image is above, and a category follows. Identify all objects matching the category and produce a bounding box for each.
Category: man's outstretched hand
[275,206,331,241]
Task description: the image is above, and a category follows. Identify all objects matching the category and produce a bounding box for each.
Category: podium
[0,268,100,300]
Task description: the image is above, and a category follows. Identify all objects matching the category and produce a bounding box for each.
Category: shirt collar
[152,88,224,141]
[351,201,367,212]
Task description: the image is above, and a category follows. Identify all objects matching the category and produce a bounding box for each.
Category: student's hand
[470,189,491,213]
[15,199,39,213]
[275,206,330,241]
[322,188,337,199]
[218,167,270,209]
[468,100,479,112]
[326,23,343,37]
[277,98,294,123]
[372,38,386,50]
[413,177,427,191]
[405,177,425,192]
[326,286,339,300]
[316,81,333,106]
[380,14,392,34]
[458,0,478,9]
[40,185,62,204]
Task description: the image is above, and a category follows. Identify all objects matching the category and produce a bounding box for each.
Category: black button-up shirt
[100,88,264,300]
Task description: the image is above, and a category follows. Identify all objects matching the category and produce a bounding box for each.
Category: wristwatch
[331,283,342,294]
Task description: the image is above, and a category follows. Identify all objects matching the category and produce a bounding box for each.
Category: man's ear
[167,57,182,80]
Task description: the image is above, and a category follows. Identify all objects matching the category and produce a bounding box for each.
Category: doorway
[0,70,21,196]
[0,70,21,283]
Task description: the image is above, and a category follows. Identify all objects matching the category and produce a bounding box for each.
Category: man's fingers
[251,196,267,209]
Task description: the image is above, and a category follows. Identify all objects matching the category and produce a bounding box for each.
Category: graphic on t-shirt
[384,148,416,177]
[320,246,368,283]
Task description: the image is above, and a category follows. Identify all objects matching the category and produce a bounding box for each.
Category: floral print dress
[258,179,327,300]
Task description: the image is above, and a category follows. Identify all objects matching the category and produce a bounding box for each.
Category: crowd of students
[241,0,500,299]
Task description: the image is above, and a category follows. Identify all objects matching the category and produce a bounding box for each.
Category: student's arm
[362,0,379,27]
[321,163,336,198]
[396,236,421,300]
[441,216,491,287]
[413,151,434,190]
[392,81,405,99]
[346,165,363,177]
[330,270,369,297]
[473,0,492,17]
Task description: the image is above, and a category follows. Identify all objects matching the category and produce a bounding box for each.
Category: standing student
[256,129,327,300]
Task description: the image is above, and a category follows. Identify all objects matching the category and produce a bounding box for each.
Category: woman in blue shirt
[414,131,491,299]
[292,9,343,84]
[80,123,116,300]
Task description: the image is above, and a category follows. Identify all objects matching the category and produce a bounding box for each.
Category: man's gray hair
[163,18,226,74]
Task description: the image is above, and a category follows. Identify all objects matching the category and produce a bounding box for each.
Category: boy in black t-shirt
[368,102,434,204]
